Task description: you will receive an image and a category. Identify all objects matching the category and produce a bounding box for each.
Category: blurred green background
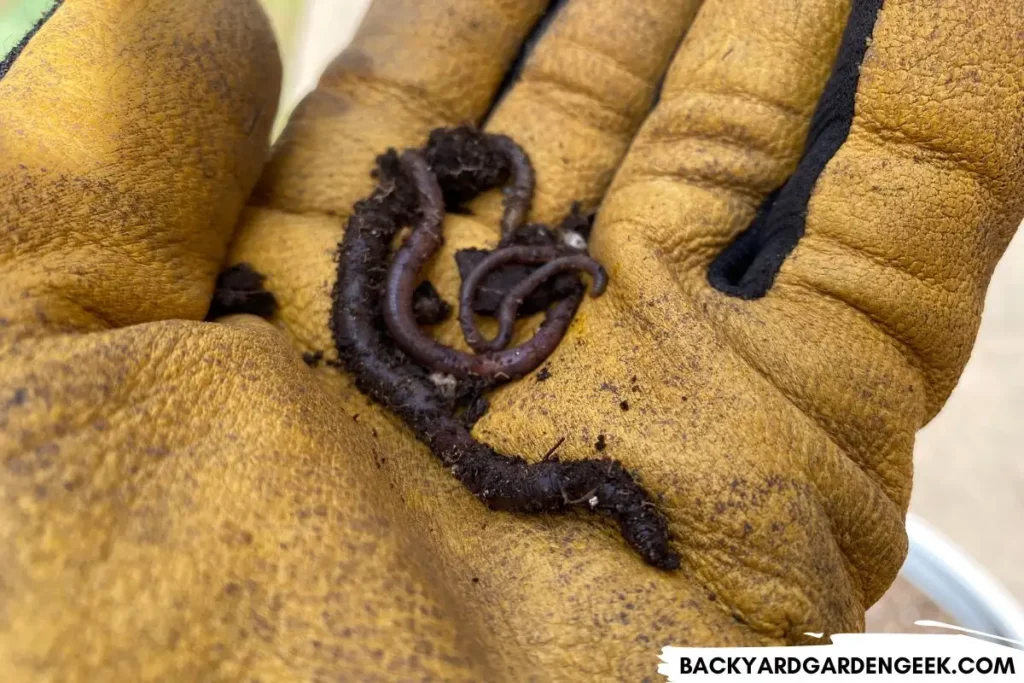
[1,0,305,51]
[0,0,52,51]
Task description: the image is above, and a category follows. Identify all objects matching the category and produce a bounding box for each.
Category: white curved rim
[902,513,1024,646]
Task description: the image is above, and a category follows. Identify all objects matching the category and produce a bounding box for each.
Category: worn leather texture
[2,0,1023,680]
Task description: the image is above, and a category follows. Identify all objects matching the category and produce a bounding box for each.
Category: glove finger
[253,0,550,216]
[598,0,852,267]
[764,0,1024,413]
[471,0,702,228]
[0,0,280,329]
[591,0,904,496]
[694,0,1024,500]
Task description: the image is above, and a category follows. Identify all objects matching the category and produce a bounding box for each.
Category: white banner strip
[659,633,1023,681]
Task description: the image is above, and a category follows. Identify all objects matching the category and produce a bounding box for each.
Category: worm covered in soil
[329,126,679,569]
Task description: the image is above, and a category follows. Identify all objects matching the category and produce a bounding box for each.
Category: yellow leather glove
[2,0,1023,679]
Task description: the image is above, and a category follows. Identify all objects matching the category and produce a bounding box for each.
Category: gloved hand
[2,0,1022,679]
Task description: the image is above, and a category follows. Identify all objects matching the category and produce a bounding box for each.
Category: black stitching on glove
[708,0,886,299]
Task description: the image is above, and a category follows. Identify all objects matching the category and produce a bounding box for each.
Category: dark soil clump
[411,281,452,325]
[206,263,278,320]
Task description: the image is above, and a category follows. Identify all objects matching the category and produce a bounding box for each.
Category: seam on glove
[805,226,962,298]
[638,129,786,164]
[658,86,810,126]
[707,0,886,299]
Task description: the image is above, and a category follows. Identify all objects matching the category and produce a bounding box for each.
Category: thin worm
[384,151,581,380]
[459,248,607,353]
[458,245,563,352]
[488,134,534,238]
[493,254,607,350]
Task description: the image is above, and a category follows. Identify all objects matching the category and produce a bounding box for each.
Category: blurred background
[2,0,1021,630]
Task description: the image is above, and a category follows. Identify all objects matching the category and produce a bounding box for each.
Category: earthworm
[459,247,607,353]
[487,133,534,238]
